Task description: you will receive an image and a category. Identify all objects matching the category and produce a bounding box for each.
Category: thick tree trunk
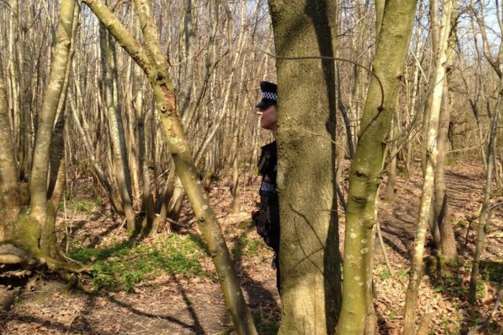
[403,1,454,333]
[268,1,341,334]
[25,0,77,258]
[0,80,20,241]
[336,1,417,334]
[82,1,257,334]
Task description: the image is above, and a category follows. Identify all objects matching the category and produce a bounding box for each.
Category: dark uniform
[252,81,280,291]
[252,141,280,291]
[252,80,280,291]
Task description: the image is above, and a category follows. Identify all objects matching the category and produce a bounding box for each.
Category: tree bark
[403,1,454,333]
[469,92,500,304]
[433,4,458,266]
[433,82,458,265]
[25,0,76,257]
[0,79,20,241]
[99,23,137,236]
[268,1,341,334]
[336,0,417,334]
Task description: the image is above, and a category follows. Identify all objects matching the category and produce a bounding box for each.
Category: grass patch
[242,237,263,257]
[64,197,102,213]
[70,234,205,291]
[377,268,392,281]
[234,235,267,259]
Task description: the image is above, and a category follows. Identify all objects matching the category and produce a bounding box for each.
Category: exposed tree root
[0,243,35,265]
[0,243,95,313]
[0,243,90,273]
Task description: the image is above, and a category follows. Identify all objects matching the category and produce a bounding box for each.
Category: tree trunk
[403,1,454,333]
[268,1,341,334]
[82,1,257,334]
[385,116,398,201]
[134,91,154,235]
[99,24,137,236]
[469,92,500,304]
[0,79,20,241]
[24,0,77,258]
[433,82,458,265]
[336,0,417,334]
[433,4,458,267]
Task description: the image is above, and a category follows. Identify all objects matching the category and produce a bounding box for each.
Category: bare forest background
[0,0,502,334]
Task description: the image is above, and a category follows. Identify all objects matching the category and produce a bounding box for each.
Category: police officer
[252,81,280,292]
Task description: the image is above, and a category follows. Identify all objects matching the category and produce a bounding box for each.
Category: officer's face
[257,105,277,130]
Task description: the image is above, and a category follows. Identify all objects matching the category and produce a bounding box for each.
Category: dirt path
[1,162,501,334]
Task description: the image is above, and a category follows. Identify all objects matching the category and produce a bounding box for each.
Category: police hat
[256,81,278,110]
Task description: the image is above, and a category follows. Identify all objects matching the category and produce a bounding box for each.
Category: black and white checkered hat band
[262,92,277,101]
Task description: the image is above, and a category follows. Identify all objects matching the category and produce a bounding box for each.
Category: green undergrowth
[70,234,206,292]
[63,196,102,214]
[236,235,266,258]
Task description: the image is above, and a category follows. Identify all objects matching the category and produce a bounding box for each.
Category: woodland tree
[337,1,417,334]
[268,1,341,334]
[403,0,455,333]
[0,0,78,267]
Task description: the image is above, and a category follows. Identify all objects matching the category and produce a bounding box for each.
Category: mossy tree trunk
[403,0,454,333]
[1,0,77,262]
[82,1,257,334]
[336,0,417,334]
[0,79,21,242]
[268,1,341,334]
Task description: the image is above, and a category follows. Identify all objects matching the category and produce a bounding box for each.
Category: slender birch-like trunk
[99,24,137,236]
[469,95,501,303]
[432,4,458,266]
[468,0,503,305]
[433,82,458,265]
[403,1,454,333]
[134,91,154,234]
[336,1,417,334]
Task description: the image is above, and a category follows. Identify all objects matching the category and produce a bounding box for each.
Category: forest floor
[0,160,502,335]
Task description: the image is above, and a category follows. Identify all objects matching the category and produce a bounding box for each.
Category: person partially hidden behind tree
[252,81,280,293]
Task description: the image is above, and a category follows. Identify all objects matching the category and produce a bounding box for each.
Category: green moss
[14,213,41,255]
[69,234,206,292]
